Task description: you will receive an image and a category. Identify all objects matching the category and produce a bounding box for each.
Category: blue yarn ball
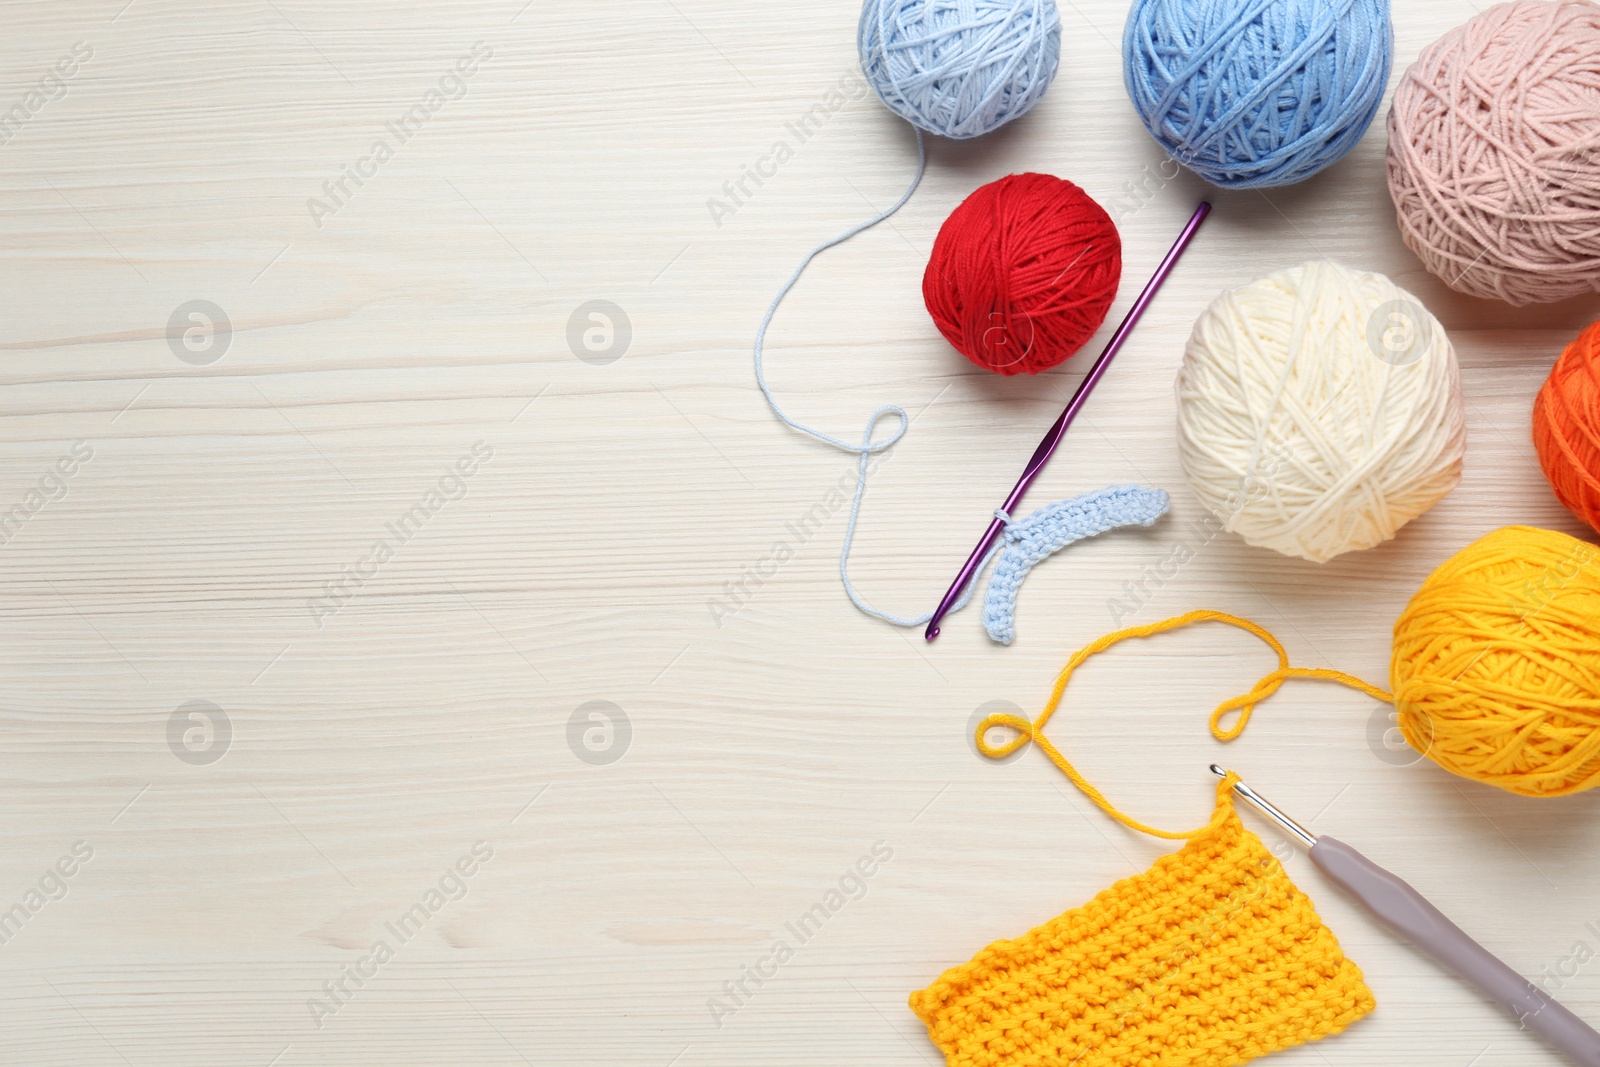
[1122,0,1392,188]
[859,0,1061,140]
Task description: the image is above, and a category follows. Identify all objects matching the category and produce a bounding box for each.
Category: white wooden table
[3,2,1599,1064]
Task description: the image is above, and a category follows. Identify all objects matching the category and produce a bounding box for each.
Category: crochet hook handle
[924,201,1210,641]
[1311,837,1600,1066]
[1213,766,1600,1066]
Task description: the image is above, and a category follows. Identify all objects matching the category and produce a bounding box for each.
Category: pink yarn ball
[1387,0,1600,305]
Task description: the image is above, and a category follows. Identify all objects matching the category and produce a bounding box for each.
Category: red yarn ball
[1533,320,1600,534]
[923,173,1122,376]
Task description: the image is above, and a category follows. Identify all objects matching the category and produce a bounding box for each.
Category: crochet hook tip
[1213,767,1319,849]
[924,624,940,641]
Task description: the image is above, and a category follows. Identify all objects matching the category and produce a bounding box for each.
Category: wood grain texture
[2,1,1599,1064]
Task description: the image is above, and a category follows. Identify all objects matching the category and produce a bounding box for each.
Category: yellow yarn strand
[976,609,1392,839]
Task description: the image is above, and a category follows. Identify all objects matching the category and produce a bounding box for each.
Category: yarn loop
[981,554,1600,801]
[976,609,1392,836]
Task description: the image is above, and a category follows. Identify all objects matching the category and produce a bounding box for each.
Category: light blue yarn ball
[859,0,1061,140]
[1123,0,1392,189]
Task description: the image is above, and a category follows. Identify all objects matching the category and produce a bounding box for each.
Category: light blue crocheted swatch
[981,485,1169,645]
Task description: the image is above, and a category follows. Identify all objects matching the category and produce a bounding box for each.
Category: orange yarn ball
[1534,320,1600,534]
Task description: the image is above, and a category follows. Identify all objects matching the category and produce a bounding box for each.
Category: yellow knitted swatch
[912,611,1380,1067]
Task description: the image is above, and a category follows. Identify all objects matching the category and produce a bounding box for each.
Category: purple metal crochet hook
[924,201,1210,641]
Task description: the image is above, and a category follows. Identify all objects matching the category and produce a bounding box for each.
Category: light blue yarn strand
[750,127,995,629]
[834,442,993,628]
[1122,0,1392,189]
[753,129,926,457]
[752,128,932,626]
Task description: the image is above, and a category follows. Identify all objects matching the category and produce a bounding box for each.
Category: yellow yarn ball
[1392,526,1600,797]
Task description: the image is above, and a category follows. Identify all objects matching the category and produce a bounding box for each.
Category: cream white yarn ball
[1176,260,1466,563]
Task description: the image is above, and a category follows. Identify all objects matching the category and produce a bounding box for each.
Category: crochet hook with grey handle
[1211,765,1600,1067]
